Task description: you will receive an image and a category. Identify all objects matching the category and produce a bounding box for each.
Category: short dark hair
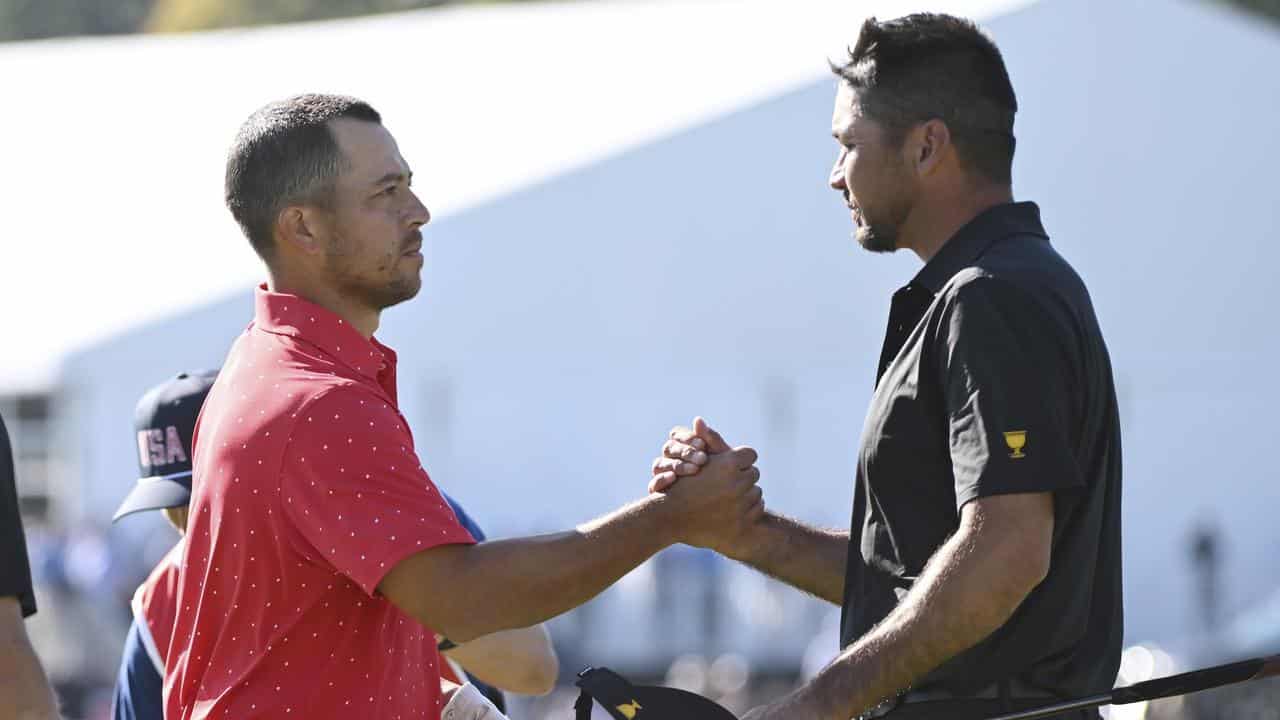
[225,94,382,261]
[832,14,1018,184]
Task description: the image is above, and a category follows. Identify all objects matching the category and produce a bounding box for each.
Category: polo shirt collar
[912,201,1048,294]
[253,285,393,382]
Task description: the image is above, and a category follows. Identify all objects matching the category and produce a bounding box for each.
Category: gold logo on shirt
[1004,431,1028,459]
[616,700,643,719]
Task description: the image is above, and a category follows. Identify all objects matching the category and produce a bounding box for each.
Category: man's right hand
[651,418,764,552]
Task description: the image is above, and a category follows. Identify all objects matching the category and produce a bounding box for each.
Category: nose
[407,188,431,228]
[829,149,848,191]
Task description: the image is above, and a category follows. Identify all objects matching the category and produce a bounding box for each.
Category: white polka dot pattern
[165,286,475,720]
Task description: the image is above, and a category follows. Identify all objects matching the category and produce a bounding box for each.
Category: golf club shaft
[978,654,1280,720]
[979,694,1112,720]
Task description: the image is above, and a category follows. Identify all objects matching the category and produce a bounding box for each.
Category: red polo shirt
[164,286,475,720]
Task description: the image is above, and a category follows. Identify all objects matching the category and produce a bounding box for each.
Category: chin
[855,225,898,254]
[390,282,422,307]
[369,275,422,310]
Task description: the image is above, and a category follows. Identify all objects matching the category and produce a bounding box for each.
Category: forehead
[328,117,408,183]
[831,82,870,137]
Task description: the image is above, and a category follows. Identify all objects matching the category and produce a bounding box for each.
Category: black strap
[575,688,597,720]
[575,667,644,720]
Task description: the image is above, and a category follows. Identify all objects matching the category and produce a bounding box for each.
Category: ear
[909,118,952,177]
[275,205,327,257]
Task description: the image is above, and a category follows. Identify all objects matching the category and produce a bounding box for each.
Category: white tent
[0,0,1025,392]
[9,0,1280,661]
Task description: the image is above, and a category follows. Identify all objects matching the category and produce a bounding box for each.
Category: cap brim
[112,473,192,522]
[626,686,740,720]
[576,667,739,720]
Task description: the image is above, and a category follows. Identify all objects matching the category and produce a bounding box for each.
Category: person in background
[0,412,61,720]
[109,371,557,720]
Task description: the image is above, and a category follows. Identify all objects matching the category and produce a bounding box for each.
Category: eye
[381,185,398,197]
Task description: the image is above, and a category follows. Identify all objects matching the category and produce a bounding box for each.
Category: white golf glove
[442,683,509,720]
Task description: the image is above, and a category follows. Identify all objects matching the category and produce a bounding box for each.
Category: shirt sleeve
[937,276,1084,511]
[280,386,475,596]
[0,414,36,617]
[441,493,487,542]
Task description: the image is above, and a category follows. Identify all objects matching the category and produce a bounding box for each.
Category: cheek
[340,213,400,268]
[846,155,869,200]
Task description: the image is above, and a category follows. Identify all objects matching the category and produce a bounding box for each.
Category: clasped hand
[648,417,765,554]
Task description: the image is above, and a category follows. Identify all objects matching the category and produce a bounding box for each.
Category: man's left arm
[748,492,1052,720]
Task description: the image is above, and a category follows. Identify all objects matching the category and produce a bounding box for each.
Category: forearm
[0,662,59,720]
[0,624,60,720]
[445,625,558,695]
[734,511,849,605]
[804,522,1043,720]
[389,494,675,642]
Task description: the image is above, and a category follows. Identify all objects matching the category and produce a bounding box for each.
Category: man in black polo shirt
[0,412,61,719]
[653,13,1122,720]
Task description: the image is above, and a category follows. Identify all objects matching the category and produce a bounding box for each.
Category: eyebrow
[371,170,413,187]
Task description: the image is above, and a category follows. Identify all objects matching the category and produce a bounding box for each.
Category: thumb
[692,416,730,453]
[649,472,678,494]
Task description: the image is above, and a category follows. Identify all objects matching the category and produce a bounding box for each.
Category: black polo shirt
[1,413,37,617]
[840,202,1123,700]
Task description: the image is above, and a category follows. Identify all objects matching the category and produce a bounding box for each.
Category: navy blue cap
[112,370,217,522]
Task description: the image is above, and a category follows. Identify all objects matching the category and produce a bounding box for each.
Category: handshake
[646,417,766,558]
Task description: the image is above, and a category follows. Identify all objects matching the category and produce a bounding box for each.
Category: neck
[898,183,1014,263]
[267,269,380,339]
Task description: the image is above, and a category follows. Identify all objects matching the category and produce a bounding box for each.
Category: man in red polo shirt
[165,94,762,720]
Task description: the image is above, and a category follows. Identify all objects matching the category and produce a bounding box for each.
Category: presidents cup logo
[1004,430,1027,459]
[615,700,643,719]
